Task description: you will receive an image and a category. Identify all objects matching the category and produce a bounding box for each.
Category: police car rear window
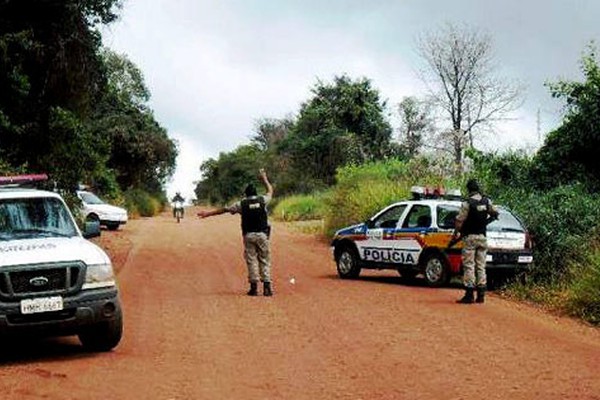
[487,209,525,233]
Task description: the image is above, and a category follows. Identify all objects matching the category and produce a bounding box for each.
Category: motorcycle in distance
[173,201,184,223]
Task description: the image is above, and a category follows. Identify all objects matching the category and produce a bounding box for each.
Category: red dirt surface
[1,207,599,399]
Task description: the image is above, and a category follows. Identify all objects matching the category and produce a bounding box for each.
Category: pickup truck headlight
[83,263,116,289]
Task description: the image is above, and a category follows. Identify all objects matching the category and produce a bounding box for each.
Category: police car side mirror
[366,219,375,229]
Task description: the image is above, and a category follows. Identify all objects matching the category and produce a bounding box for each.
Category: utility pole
[536,108,541,144]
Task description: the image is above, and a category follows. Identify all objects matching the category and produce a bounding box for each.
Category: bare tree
[397,96,434,158]
[416,23,522,170]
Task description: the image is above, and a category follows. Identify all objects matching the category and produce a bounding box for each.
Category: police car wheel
[423,254,449,287]
[336,247,361,279]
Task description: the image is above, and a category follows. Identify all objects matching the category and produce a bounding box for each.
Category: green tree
[195,145,265,204]
[280,75,393,186]
[534,44,600,190]
[90,49,177,194]
[0,0,122,188]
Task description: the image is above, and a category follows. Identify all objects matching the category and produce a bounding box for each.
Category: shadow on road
[320,273,468,290]
[0,336,93,365]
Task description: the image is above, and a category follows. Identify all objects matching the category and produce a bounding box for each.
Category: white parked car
[0,175,123,351]
[77,190,128,231]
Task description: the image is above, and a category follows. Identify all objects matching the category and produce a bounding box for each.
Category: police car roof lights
[0,173,49,187]
[410,185,461,200]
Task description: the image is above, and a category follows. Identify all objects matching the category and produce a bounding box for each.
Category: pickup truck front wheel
[79,310,123,352]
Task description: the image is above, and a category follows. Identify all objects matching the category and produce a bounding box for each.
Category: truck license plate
[20,296,64,315]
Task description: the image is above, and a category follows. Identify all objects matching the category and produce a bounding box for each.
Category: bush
[492,184,600,282]
[324,158,462,236]
[272,193,329,221]
[566,247,600,324]
[124,189,161,217]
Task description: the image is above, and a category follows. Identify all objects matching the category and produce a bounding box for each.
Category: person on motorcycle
[172,192,185,218]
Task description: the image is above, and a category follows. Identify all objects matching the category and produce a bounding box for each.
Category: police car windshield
[487,209,525,233]
[0,197,78,240]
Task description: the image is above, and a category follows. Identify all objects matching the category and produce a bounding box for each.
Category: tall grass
[324,158,462,235]
[272,192,328,221]
[124,189,163,217]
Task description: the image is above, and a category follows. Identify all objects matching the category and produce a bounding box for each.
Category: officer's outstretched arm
[197,208,228,219]
[259,168,274,198]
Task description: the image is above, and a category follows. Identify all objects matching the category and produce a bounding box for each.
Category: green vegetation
[272,193,328,222]
[0,0,176,215]
[324,158,461,236]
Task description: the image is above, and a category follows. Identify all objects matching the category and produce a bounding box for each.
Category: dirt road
[1,208,599,399]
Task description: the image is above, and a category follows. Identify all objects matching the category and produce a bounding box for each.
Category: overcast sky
[100,0,600,201]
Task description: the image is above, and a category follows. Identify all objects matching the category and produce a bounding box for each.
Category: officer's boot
[476,286,486,303]
[456,287,475,304]
[263,282,273,297]
[247,282,258,296]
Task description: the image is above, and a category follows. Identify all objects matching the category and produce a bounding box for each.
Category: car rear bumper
[0,287,121,337]
[486,263,532,270]
[101,219,127,225]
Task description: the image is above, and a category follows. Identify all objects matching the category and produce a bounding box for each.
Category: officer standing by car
[453,179,498,304]
[197,169,274,297]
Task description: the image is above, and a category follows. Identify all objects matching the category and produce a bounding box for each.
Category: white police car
[331,187,533,287]
[0,175,122,351]
[77,190,128,231]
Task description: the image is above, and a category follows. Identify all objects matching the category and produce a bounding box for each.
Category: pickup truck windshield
[0,197,78,240]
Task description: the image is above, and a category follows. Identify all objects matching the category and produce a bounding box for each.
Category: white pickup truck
[0,175,123,351]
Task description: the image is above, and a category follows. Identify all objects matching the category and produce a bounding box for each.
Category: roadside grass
[500,249,600,326]
[281,220,326,236]
[565,249,600,324]
[272,192,329,222]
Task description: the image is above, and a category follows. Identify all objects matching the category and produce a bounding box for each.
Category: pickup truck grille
[0,262,83,300]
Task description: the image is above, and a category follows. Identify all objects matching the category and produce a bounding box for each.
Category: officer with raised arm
[197,169,274,296]
[453,179,498,304]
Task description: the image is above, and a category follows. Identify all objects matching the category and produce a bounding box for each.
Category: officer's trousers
[243,232,271,283]
[462,234,488,287]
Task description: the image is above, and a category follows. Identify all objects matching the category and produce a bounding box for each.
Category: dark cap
[466,179,480,193]
[244,183,257,197]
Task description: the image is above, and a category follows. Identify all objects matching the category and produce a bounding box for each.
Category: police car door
[360,204,407,264]
[395,204,434,267]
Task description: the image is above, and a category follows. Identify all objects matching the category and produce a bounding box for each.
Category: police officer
[453,179,498,304]
[197,169,274,296]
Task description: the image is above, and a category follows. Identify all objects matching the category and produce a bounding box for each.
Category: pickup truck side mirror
[83,217,101,239]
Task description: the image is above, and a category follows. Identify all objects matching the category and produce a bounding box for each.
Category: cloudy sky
[100,0,600,200]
